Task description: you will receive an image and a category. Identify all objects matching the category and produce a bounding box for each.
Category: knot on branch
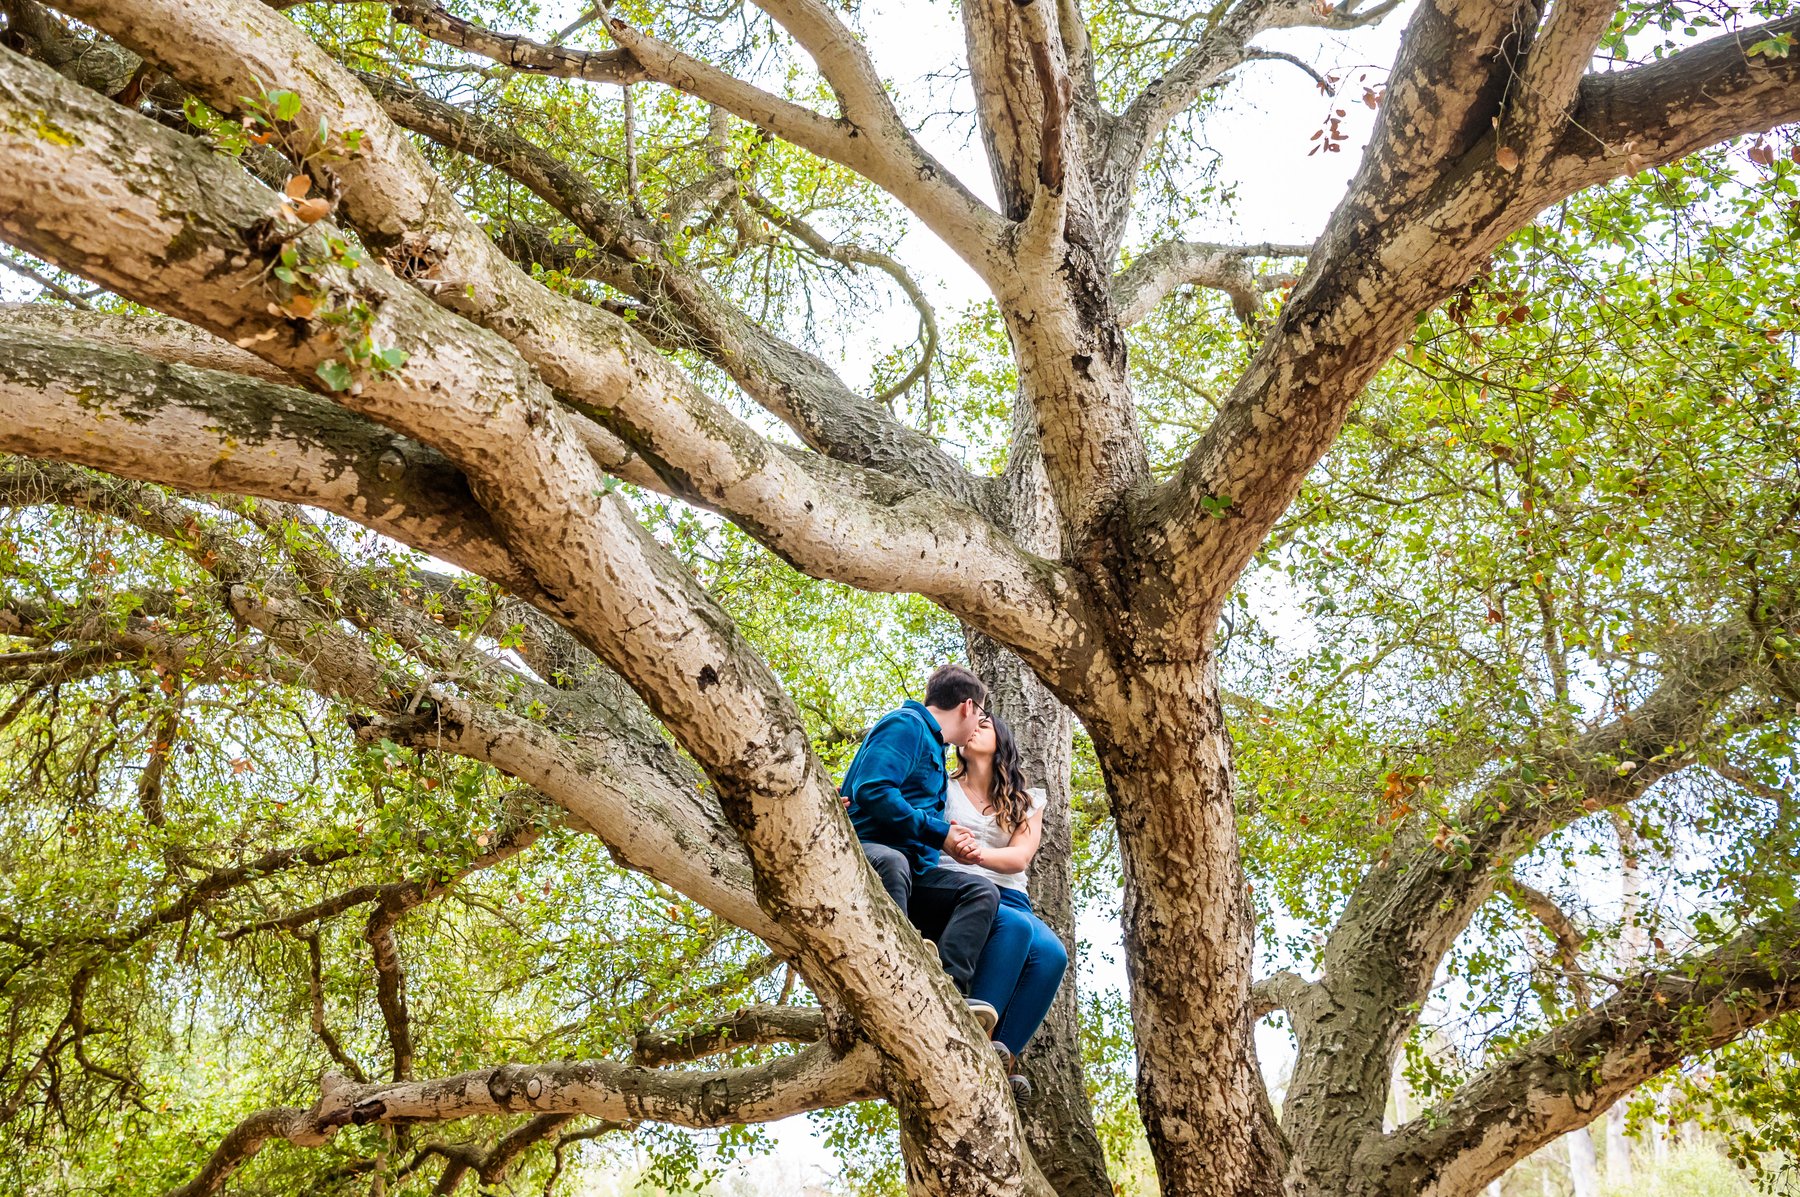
[382,230,447,281]
[295,1071,362,1144]
[347,704,459,747]
[487,1063,532,1109]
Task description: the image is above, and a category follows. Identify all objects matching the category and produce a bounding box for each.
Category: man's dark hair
[923,664,987,711]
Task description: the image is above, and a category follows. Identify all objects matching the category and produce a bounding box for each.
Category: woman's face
[963,716,996,759]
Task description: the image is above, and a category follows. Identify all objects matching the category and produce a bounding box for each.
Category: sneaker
[966,998,998,1036]
[993,1043,1033,1102]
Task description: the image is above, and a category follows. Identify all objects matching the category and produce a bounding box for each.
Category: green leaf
[315,359,353,392]
[270,90,303,122]
[1748,33,1793,58]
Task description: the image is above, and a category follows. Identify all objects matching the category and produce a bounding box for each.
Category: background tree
[0,1,1798,1195]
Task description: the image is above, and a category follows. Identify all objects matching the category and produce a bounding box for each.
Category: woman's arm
[966,812,1042,875]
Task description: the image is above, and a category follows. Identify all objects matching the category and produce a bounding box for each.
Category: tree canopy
[0,1,1798,1195]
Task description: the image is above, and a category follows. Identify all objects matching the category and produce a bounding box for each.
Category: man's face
[940,698,986,748]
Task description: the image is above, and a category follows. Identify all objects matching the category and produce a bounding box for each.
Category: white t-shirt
[935,778,1046,893]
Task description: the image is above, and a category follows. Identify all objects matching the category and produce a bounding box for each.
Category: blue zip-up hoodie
[840,700,952,875]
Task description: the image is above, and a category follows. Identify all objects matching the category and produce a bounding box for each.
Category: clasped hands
[834,796,986,866]
[943,821,986,866]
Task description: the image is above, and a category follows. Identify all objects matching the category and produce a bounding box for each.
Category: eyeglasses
[970,700,990,726]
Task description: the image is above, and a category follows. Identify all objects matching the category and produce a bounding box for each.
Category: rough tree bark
[1,0,1799,1194]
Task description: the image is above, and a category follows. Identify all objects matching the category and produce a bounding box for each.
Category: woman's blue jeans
[969,888,1068,1056]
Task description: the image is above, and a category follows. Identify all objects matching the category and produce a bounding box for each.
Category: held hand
[945,822,985,865]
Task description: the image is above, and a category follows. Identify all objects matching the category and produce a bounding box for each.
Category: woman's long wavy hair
[952,711,1034,832]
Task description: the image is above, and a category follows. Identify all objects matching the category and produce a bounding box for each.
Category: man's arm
[848,716,952,848]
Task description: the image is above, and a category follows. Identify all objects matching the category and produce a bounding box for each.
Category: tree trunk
[1089,654,1283,1197]
[1604,1104,1631,1187]
[1608,812,1642,1183]
[968,438,1112,1197]
[1565,1128,1599,1197]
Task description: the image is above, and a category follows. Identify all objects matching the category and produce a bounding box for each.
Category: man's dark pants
[862,842,998,994]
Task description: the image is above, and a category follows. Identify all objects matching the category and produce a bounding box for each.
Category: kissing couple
[840,665,1067,1100]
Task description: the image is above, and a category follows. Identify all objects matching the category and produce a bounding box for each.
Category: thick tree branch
[1368,911,1800,1197]
[391,2,1008,277]
[348,700,785,951]
[966,0,1151,544]
[737,0,895,126]
[54,2,1075,671]
[1550,12,1800,192]
[962,0,1067,224]
[1141,8,1800,630]
[167,1043,878,1197]
[1506,0,1619,160]
[1280,620,1774,1189]
[0,320,551,598]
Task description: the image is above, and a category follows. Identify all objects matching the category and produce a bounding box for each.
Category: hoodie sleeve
[847,715,946,847]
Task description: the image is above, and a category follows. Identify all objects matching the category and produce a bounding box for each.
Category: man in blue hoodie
[841,665,998,1017]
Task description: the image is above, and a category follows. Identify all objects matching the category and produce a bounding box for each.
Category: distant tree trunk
[1604,1105,1632,1187]
[1607,812,1643,1184]
[1566,1127,1599,1197]
[969,634,1109,1197]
